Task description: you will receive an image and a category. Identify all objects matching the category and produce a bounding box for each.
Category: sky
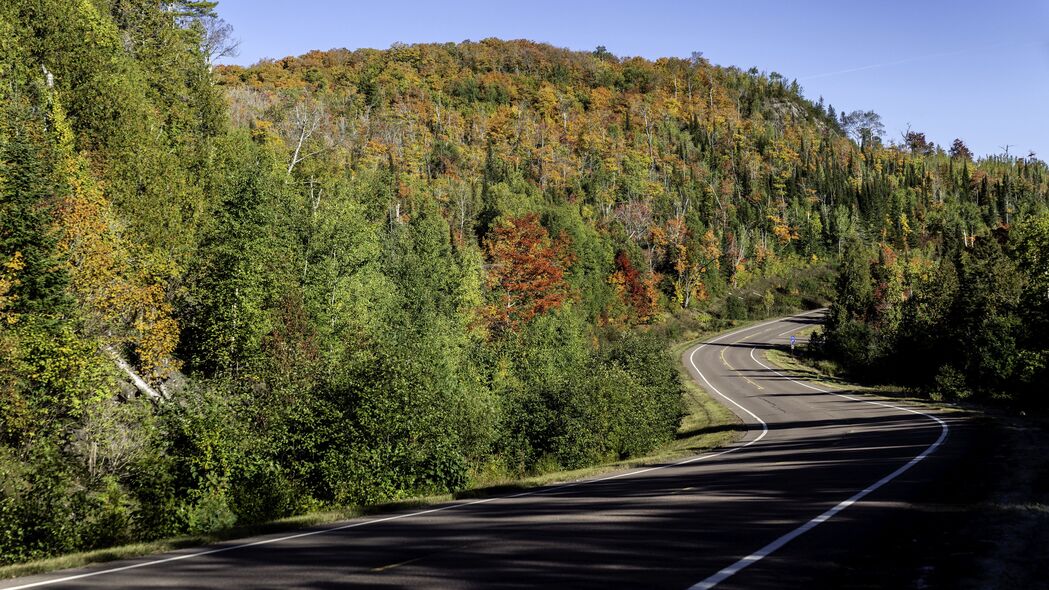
[216,0,1049,158]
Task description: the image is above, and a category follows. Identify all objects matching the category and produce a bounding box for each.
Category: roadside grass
[0,324,746,581]
[765,335,966,413]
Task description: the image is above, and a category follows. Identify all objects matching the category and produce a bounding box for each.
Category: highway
[1,311,960,589]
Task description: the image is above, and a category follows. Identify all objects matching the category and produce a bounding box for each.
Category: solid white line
[685,332,771,448]
[686,336,949,590]
[2,315,820,590]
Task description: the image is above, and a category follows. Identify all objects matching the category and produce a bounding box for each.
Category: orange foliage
[0,252,24,325]
[51,100,181,381]
[609,250,660,322]
[768,214,796,244]
[483,214,573,331]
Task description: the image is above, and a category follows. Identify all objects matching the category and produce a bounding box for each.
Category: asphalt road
[2,311,962,589]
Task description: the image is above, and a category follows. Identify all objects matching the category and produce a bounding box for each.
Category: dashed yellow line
[371,554,429,573]
[721,341,764,390]
[719,346,733,369]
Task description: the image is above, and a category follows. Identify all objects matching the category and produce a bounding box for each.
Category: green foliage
[3,0,1048,567]
[180,130,301,378]
[726,295,748,320]
[819,214,1049,407]
[0,86,70,317]
[931,365,970,402]
[831,238,873,324]
[12,318,111,426]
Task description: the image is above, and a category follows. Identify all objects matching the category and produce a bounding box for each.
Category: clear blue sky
[217,0,1048,158]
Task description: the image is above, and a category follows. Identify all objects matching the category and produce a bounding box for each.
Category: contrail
[800,41,1038,80]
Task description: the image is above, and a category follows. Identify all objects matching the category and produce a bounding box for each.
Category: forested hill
[215,40,1048,265]
[1,0,1047,565]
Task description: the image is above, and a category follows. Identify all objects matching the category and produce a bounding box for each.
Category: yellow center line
[371,554,431,573]
[722,339,765,390]
[719,345,733,369]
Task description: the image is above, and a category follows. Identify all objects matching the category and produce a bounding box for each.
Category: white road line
[2,314,821,590]
[687,332,949,590]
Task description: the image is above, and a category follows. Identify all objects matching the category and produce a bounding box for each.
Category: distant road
[1,311,960,589]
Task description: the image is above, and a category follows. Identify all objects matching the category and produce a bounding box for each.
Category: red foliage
[611,250,659,322]
[484,213,572,331]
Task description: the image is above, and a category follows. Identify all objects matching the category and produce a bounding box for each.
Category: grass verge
[0,325,745,581]
[765,341,966,413]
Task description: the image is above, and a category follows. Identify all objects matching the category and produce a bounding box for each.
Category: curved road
[2,311,960,589]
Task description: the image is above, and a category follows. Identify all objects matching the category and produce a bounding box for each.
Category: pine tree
[830,238,872,324]
[0,92,70,317]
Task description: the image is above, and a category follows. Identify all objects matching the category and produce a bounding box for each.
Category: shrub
[931,365,971,402]
[726,295,747,320]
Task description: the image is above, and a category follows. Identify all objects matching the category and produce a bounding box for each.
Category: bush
[931,365,971,401]
[816,318,880,379]
[726,295,747,320]
[0,443,82,564]
[182,480,237,535]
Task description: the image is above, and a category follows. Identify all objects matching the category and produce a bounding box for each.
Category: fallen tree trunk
[103,345,165,402]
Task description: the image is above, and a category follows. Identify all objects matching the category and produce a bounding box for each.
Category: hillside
[1,0,1047,565]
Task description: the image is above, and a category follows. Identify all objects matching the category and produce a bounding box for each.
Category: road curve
[1,311,958,589]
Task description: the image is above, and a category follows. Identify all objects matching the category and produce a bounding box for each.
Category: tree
[183,132,296,377]
[949,138,974,161]
[830,238,872,324]
[841,110,884,148]
[950,236,1023,393]
[651,216,721,309]
[0,90,70,318]
[903,129,934,155]
[1009,214,1049,401]
[49,93,180,383]
[483,214,572,332]
[609,250,659,322]
[284,98,327,174]
[197,15,239,68]
[592,46,614,61]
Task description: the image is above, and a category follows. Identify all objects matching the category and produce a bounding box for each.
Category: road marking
[369,542,475,573]
[719,346,732,369]
[720,345,764,390]
[687,328,949,590]
[1,314,822,590]
[684,321,786,465]
[776,325,810,338]
[743,377,765,390]
[370,554,431,573]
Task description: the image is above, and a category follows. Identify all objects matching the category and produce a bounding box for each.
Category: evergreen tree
[830,238,872,324]
[0,92,70,317]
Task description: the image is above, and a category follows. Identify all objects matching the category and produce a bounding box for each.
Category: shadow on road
[28,407,969,590]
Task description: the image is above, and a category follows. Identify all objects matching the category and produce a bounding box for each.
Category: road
[1,311,961,589]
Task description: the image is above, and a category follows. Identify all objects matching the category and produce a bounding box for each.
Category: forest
[816,215,1049,405]
[2,0,1047,565]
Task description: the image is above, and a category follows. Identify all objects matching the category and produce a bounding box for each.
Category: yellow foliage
[0,252,24,325]
[589,87,614,112]
[768,214,795,244]
[51,97,181,381]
